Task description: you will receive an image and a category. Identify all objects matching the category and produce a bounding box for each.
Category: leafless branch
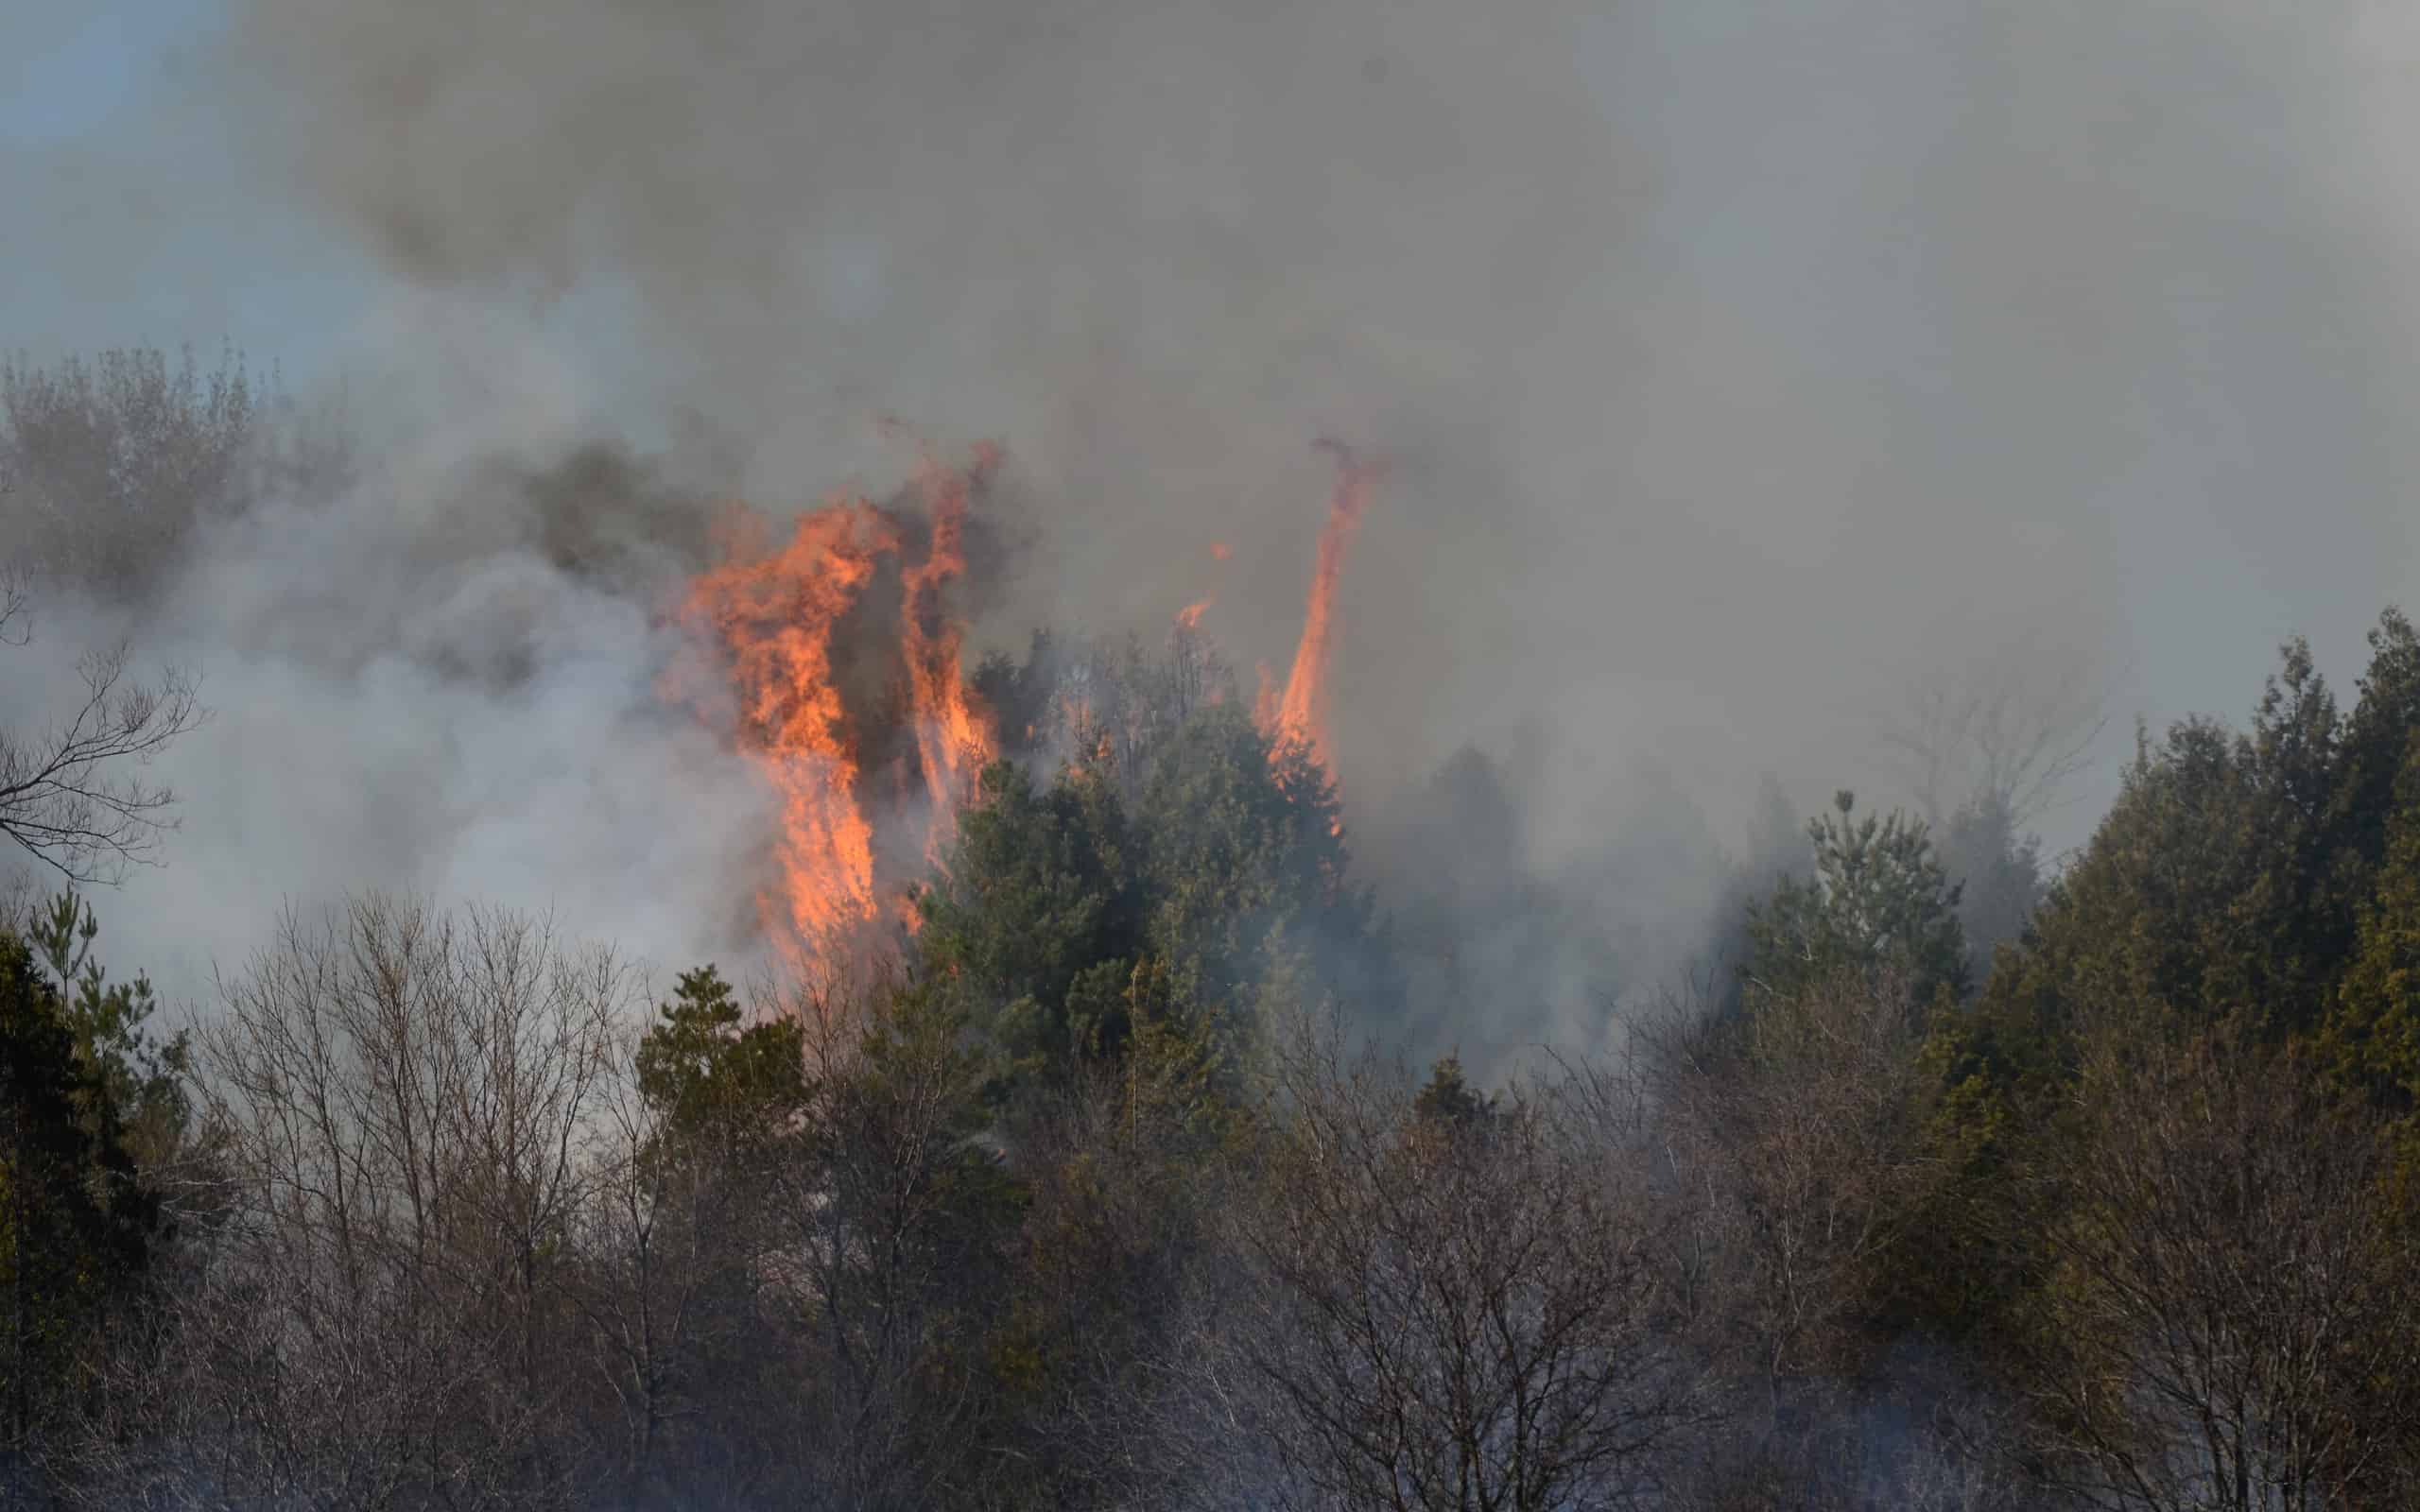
[1880,644,2111,833]
[0,607,204,883]
[2020,1035,2420,1510]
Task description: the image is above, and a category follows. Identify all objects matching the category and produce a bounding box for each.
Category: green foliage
[1133,701,1365,1008]
[2240,638,2355,1025]
[2329,609,2420,868]
[1983,718,2267,1045]
[1896,988,2071,1351]
[2312,610,2420,1057]
[1931,610,2420,1415]
[1411,1053,1498,1129]
[839,985,1024,1232]
[634,964,808,1151]
[978,994,1245,1505]
[920,700,1389,1109]
[1,916,163,1452]
[1985,610,2420,1057]
[914,760,1144,1080]
[24,891,188,1170]
[1743,790,1968,1010]
[2324,731,2420,1119]
[1722,782,2048,1362]
[890,691,1409,1503]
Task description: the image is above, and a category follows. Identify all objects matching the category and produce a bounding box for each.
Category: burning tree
[665,442,1005,970]
[668,434,1380,987]
[1255,439,1379,780]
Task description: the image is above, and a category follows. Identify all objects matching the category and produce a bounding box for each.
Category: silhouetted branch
[0,604,204,883]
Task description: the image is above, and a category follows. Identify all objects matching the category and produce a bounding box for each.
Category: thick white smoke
[0,299,776,1006]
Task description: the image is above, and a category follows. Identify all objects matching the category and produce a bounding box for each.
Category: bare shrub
[71,897,634,1511]
[1169,1020,1709,1511]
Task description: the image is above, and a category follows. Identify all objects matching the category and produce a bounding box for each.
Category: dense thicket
[6,351,2420,1507]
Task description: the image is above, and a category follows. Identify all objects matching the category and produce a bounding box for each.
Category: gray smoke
[0,302,775,1005]
[7,0,2418,1049]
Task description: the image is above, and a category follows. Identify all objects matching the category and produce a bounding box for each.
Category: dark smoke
[6,0,2417,1046]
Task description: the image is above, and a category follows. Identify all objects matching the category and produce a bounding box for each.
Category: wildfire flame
[668,444,1000,971]
[672,432,1372,976]
[899,442,1003,868]
[1256,439,1378,775]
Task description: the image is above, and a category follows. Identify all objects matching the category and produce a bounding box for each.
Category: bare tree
[0,579,202,884]
[1639,970,1947,1391]
[1881,644,2109,836]
[571,1014,726,1500]
[1874,645,2100,972]
[1178,1021,1707,1511]
[1621,970,2048,1509]
[760,979,1022,1512]
[73,897,634,1510]
[2021,1034,2420,1511]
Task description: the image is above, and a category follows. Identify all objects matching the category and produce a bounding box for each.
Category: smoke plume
[6,0,2418,1067]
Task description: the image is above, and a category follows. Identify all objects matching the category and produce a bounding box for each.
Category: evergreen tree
[914,759,1144,1087]
[1411,1053,1498,1130]
[2325,730,2420,1121]
[1133,701,1376,1024]
[921,700,1392,1109]
[634,964,808,1151]
[1983,615,2417,1055]
[25,891,189,1170]
[1937,790,2046,982]
[2325,609,2420,884]
[1742,790,1968,1010]
[0,926,160,1467]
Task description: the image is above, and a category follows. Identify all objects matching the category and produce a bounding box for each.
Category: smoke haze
[6,0,2419,1063]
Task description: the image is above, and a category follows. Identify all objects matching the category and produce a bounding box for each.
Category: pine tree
[913,759,1144,1088]
[1742,790,1968,1009]
[634,964,808,1152]
[0,927,159,1465]
[1412,1053,1498,1129]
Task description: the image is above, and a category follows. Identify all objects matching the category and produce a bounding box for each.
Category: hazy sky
[6,0,2418,1025]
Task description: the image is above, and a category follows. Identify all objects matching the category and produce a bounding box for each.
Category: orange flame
[673,431,1372,972]
[673,503,891,957]
[1257,440,1377,774]
[669,444,1000,971]
[901,442,1003,868]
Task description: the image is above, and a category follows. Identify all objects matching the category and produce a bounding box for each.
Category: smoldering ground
[5,0,2418,1072]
